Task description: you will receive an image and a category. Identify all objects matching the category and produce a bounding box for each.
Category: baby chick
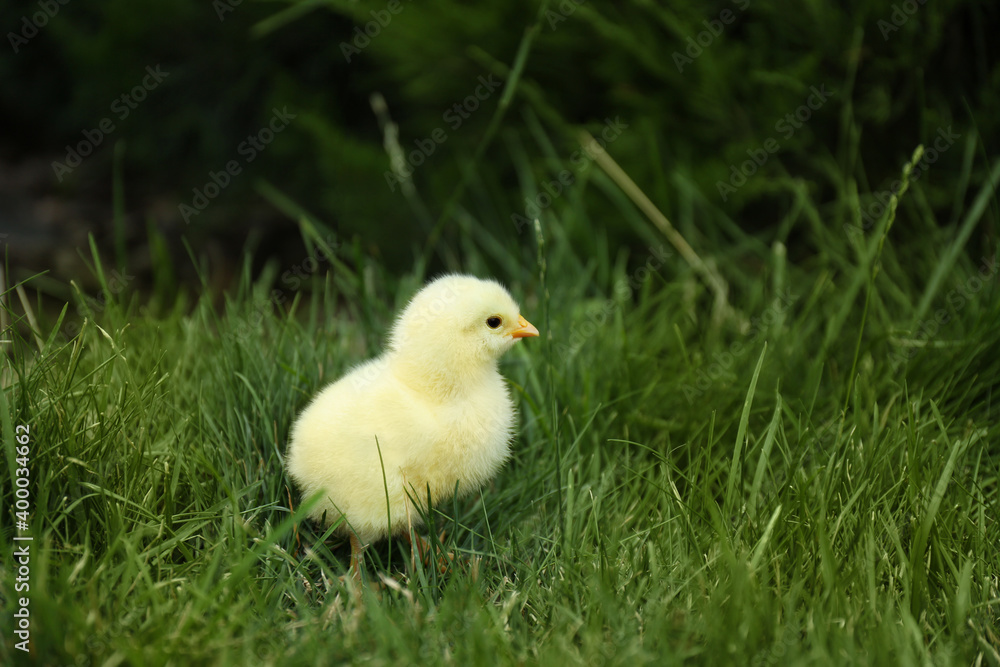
[287,274,538,580]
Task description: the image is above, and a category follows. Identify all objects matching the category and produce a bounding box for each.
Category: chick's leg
[404,530,431,571]
[404,530,456,574]
[349,532,365,583]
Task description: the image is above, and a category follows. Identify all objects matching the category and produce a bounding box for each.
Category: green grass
[2,122,1000,666]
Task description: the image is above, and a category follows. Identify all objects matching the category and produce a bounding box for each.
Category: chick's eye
[486,316,502,329]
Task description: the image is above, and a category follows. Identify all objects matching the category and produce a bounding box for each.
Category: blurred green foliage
[1,0,997,265]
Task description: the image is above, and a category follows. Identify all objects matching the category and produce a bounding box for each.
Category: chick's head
[388,275,538,390]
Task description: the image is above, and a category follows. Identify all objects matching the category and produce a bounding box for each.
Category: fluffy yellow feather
[286,274,538,578]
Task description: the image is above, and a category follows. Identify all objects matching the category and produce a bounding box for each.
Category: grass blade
[725,343,767,516]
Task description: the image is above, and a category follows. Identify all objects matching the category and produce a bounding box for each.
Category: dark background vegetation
[1,0,997,293]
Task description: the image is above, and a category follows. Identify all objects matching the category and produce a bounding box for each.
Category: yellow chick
[287,274,539,579]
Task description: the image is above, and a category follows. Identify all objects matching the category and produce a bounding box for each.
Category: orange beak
[511,314,539,339]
